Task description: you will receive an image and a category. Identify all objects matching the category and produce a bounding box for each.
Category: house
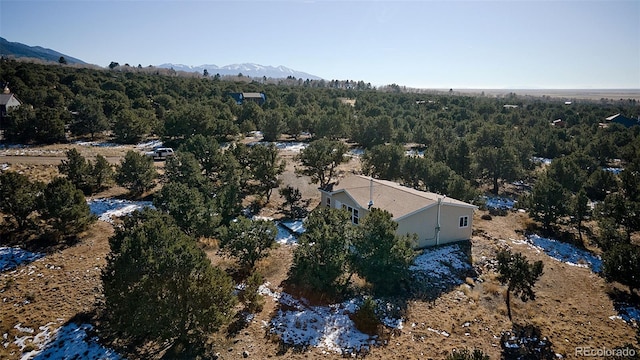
[552,119,566,127]
[229,92,266,106]
[337,97,356,107]
[319,175,477,249]
[0,85,22,130]
[605,113,639,128]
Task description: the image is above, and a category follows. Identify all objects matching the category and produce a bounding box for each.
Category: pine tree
[496,249,544,321]
[39,177,94,240]
[115,151,156,196]
[102,209,236,349]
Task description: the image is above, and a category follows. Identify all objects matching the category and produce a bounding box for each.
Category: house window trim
[459,215,469,228]
[342,204,360,225]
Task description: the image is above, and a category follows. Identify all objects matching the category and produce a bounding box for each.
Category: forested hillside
[1,58,639,358]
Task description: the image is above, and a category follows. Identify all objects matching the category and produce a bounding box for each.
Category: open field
[448,88,640,101]
[1,143,638,359]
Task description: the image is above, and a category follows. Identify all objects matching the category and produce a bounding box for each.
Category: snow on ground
[248,141,308,153]
[251,216,302,245]
[0,248,44,272]
[483,196,517,210]
[275,224,299,245]
[603,167,623,175]
[135,140,163,149]
[525,235,602,272]
[280,219,305,235]
[0,148,66,156]
[87,198,154,223]
[260,284,381,354]
[348,148,364,157]
[532,157,552,165]
[73,141,122,148]
[410,243,473,290]
[405,149,425,157]
[15,322,123,360]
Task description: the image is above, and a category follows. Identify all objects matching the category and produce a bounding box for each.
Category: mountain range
[156,63,323,80]
[0,37,86,65]
[0,37,322,80]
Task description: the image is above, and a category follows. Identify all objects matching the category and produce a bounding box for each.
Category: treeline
[3,59,639,199]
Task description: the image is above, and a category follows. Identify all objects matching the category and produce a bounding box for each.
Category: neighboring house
[229,92,266,105]
[319,175,477,249]
[605,113,639,128]
[337,97,356,107]
[0,85,22,130]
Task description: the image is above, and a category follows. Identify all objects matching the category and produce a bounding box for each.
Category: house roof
[606,113,621,121]
[242,92,264,98]
[0,93,20,106]
[323,175,476,219]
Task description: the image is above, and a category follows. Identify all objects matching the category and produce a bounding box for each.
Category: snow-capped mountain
[156,63,322,80]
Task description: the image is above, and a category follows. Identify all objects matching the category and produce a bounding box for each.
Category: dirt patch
[1,144,637,359]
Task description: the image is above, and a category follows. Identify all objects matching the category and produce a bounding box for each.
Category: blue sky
[1,0,639,89]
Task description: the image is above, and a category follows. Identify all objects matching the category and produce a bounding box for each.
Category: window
[459,216,469,228]
[353,209,359,224]
[326,197,331,207]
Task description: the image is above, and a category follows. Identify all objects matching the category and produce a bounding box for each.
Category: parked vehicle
[145,147,174,161]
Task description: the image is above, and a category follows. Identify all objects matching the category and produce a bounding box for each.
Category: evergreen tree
[571,188,590,243]
[248,143,285,201]
[58,148,92,193]
[115,150,156,196]
[153,182,220,238]
[220,217,276,272]
[496,249,544,321]
[603,243,640,295]
[296,138,348,189]
[526,173,568,231]
[0,171,43,229]
[289,207,355,298]
[91,154,114,192]
[102,209,236,349]
[474,145,519,194]
[361,144,405,181]
[261,110,285,142]
[69,96,109,140]
[39,177,94,239]
[352,208,415,295]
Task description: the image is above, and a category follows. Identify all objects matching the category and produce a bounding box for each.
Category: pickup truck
[145,147,174,161]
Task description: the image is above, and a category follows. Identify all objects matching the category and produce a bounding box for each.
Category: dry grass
[1,144,638,360]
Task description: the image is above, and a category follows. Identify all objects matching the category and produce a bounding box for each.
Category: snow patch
[532,157,552,165]
[87,198,154,223]
[348,148,365,157]
[603,167,623,175]
[248,141,308,153]
[135,140,163,149]
[73,141,122,148]
[279,219,305,235]
[483,196,516,210]
[260,283,400,354]
[0,248,44,272]
[17,322,123,360]
[525,235,602,272]
[410,244,472,276]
